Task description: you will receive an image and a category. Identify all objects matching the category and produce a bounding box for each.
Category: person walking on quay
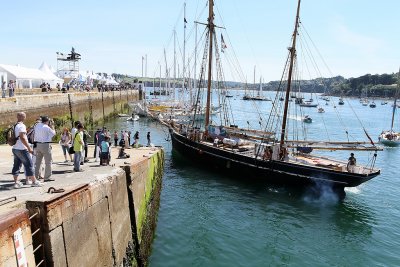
[124,130,129,149]
[133,131,139,147]
[147,132,151,146]
[93,128,101,158]
[34,116,56,182]
[11,112,42,188]
[73,124,84,172]
[60,128,73,162]
[100,136,111,166]
[113,130,119,147]
[1,81,6,98]
[8,80,14,97]
[83,129,91,163]
[95,128,106,162]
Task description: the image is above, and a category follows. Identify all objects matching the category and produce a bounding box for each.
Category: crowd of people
[9,111,151,189]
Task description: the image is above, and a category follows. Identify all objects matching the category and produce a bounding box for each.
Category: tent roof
[38,62,63,82]
[0,64,62,81]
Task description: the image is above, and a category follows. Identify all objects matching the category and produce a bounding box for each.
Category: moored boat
[169,0,381,195]
[379,69,400,146]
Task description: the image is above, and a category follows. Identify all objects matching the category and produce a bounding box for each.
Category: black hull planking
[170,130,379,188]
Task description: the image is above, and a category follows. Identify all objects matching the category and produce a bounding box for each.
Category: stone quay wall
[0,148,164,267]
[0,90,138,129]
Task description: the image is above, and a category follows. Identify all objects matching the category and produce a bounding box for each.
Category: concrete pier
[0,144,164,267]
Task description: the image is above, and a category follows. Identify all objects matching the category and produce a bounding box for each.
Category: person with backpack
[10,112,42,188]
[34,116,56,182]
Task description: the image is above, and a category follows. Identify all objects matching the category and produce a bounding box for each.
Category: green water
[107,92,400,266]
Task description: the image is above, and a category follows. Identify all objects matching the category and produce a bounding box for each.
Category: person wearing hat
[347,153,357,173]
[33,116,56,181]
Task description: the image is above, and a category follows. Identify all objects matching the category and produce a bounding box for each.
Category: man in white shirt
[34,116,56,181]
[12,112,42,188]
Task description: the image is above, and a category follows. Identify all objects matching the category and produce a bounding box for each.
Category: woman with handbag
[60,128,73,162]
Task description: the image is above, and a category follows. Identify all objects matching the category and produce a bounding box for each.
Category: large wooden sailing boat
[168,0,381,193]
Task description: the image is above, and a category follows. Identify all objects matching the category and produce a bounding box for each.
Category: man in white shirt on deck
[34,116,56,182]
[12,112,42,188]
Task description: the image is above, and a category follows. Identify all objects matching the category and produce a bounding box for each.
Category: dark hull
[170,130,379,188]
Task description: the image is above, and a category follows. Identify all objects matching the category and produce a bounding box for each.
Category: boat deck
[200,140,373,175]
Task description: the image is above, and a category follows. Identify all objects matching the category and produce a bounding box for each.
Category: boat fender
[226,160,231,169]
[198,149,203,155]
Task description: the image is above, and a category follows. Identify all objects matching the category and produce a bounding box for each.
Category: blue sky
[0,0,398,82]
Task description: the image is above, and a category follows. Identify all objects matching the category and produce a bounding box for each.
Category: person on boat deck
[347,153,357,173]
[263,147,273,160]
[213,137,219,147]
[279,147,288,161]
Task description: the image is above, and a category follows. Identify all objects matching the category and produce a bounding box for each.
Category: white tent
[0,63,62,89]
[38,62,64,87]
[105,77,119,85]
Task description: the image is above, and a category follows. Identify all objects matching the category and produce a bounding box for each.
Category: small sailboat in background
[302,115,312,123]
[369,101,377,108]
[127,115,140,121]
[379,69,400,146]
[338,98,344,105]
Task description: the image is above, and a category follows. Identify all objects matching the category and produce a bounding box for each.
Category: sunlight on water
[111,90,400,267]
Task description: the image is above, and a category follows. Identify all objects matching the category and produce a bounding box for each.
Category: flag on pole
[221,34,227,53]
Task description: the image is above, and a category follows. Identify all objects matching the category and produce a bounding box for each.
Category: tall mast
[391,68,400,131]
[253,65,256,92]
[279,0,301,150]
[204,0,214,131]
[194,23,198,100]
[174,30,177,101]
[182,1,187,95]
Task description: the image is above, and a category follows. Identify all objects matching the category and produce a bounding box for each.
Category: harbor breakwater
[0,146,164,267]
[0,90,138,130]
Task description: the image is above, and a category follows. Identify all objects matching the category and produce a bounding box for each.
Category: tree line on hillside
[113,72,399,98]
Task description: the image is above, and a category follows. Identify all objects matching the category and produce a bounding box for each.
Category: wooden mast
[279,0,301,151]
[204,0,214,134]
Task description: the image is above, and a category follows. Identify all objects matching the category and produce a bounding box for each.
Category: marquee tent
[0,63,63,89]
[38,62,64,87]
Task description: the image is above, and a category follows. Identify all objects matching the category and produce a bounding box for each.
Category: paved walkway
[0,144,160,214]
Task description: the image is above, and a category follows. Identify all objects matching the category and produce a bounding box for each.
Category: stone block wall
[0,209,36,267]
[0,90,138,128]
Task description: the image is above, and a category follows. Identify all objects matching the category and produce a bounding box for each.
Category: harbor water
[107,91,400,266]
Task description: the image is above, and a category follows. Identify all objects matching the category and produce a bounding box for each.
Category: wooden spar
[204,0,214,134]
[285,140,372,145]
[222,125,275,135]
[280,0,301,151]
[286,145,383,151]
